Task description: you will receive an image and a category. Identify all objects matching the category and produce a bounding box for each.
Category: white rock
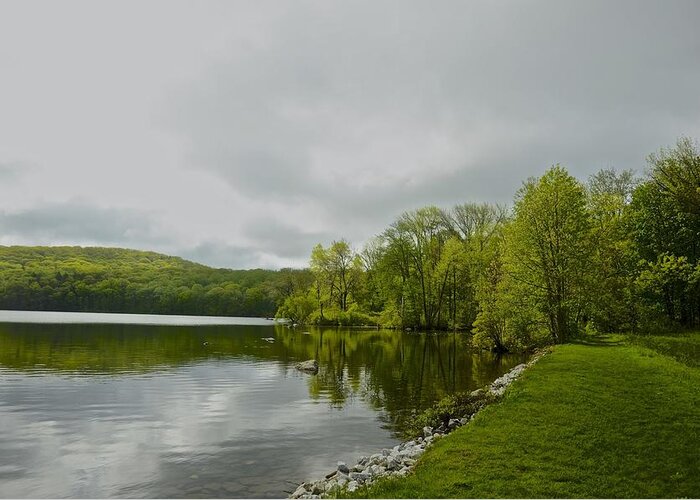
[291,484,308,498]
[387,456,401,471]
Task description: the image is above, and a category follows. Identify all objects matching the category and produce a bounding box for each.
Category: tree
[588,168,638,203]
[648,137,700,215]
[276,292,316,324]
[309,240,364,316]
[586,168,640,332]
[507,166,593,342]
[382,207,454,330]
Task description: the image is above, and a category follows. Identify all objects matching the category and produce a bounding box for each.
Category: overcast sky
[1,0,699,269]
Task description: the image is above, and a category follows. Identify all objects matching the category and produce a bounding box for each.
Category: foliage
[0,246,304,317]
[648,136,700,215]
[505,166,593,343]
[273,137,700,341]
[406,390,496,438]
[275,291,316,324]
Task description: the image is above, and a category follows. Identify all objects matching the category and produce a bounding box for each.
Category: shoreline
[289,348,550,499]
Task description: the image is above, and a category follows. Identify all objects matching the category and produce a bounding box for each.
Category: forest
[277,138,700,351]
[0,246,312,317]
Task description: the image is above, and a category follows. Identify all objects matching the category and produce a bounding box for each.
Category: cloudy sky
[1,0,699,269]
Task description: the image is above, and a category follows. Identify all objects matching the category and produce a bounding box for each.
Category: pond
[0,311,526,498]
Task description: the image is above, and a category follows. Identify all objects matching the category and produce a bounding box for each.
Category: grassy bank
[348,334,700,498]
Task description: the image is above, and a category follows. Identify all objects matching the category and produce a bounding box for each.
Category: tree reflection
[0,322,525,434]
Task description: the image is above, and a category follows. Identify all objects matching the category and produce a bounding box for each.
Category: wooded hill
[0,246,311,317]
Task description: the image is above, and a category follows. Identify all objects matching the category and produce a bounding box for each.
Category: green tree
[309,240,364,317]
[648,137,700,215]
[586,168,640,332]
[507,166,593,342]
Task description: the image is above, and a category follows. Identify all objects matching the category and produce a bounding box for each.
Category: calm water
[0,311,526,498]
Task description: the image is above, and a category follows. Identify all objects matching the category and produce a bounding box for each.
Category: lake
[0,311,526,498]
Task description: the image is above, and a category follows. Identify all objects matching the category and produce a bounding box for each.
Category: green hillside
[0,246,311,317]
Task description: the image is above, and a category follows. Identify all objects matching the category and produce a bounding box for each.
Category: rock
[337,461,350,474]
[387,456,402,471]
[402,447,424,459]
[350,471,370,484]
[368,464,385,475]
[422,426,433,438]
[347,481,359,493]
[311,482,323,495]
[381,448,390,456]
[358,455,369,466]
[325,470,337,479]
[295,360,319,374]
[351,463,365,472]
[291,484,308,498]
[459,418,469,426]
[448,419,460,430]
[470,388,485,397]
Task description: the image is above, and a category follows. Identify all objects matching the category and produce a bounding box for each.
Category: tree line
[0,246,312,317]
[277,137,700,350]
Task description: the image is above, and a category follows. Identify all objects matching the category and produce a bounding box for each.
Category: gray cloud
[0,201,169,246]
[0,161,29,181]
[161,0,700,256]
[1,0,699,269]
[179,241,269,270]
[242,218,336,258]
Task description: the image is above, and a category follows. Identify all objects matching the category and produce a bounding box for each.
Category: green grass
[628,331,700,368]
[347,334,700,498]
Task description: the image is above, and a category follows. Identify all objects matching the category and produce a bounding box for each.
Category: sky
[1,0,699,269]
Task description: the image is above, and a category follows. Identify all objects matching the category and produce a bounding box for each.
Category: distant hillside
[0,246,311,317]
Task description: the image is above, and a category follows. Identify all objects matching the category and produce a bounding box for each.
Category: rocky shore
[289,348,549,499]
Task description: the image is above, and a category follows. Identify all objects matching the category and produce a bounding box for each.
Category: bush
[406,390,497,438]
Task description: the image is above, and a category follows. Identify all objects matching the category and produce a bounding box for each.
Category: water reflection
[0,320,525,498]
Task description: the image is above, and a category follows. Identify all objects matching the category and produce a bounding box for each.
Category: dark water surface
[0,312,526,498]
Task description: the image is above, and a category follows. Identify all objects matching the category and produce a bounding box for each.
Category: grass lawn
[347,334,700,498]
